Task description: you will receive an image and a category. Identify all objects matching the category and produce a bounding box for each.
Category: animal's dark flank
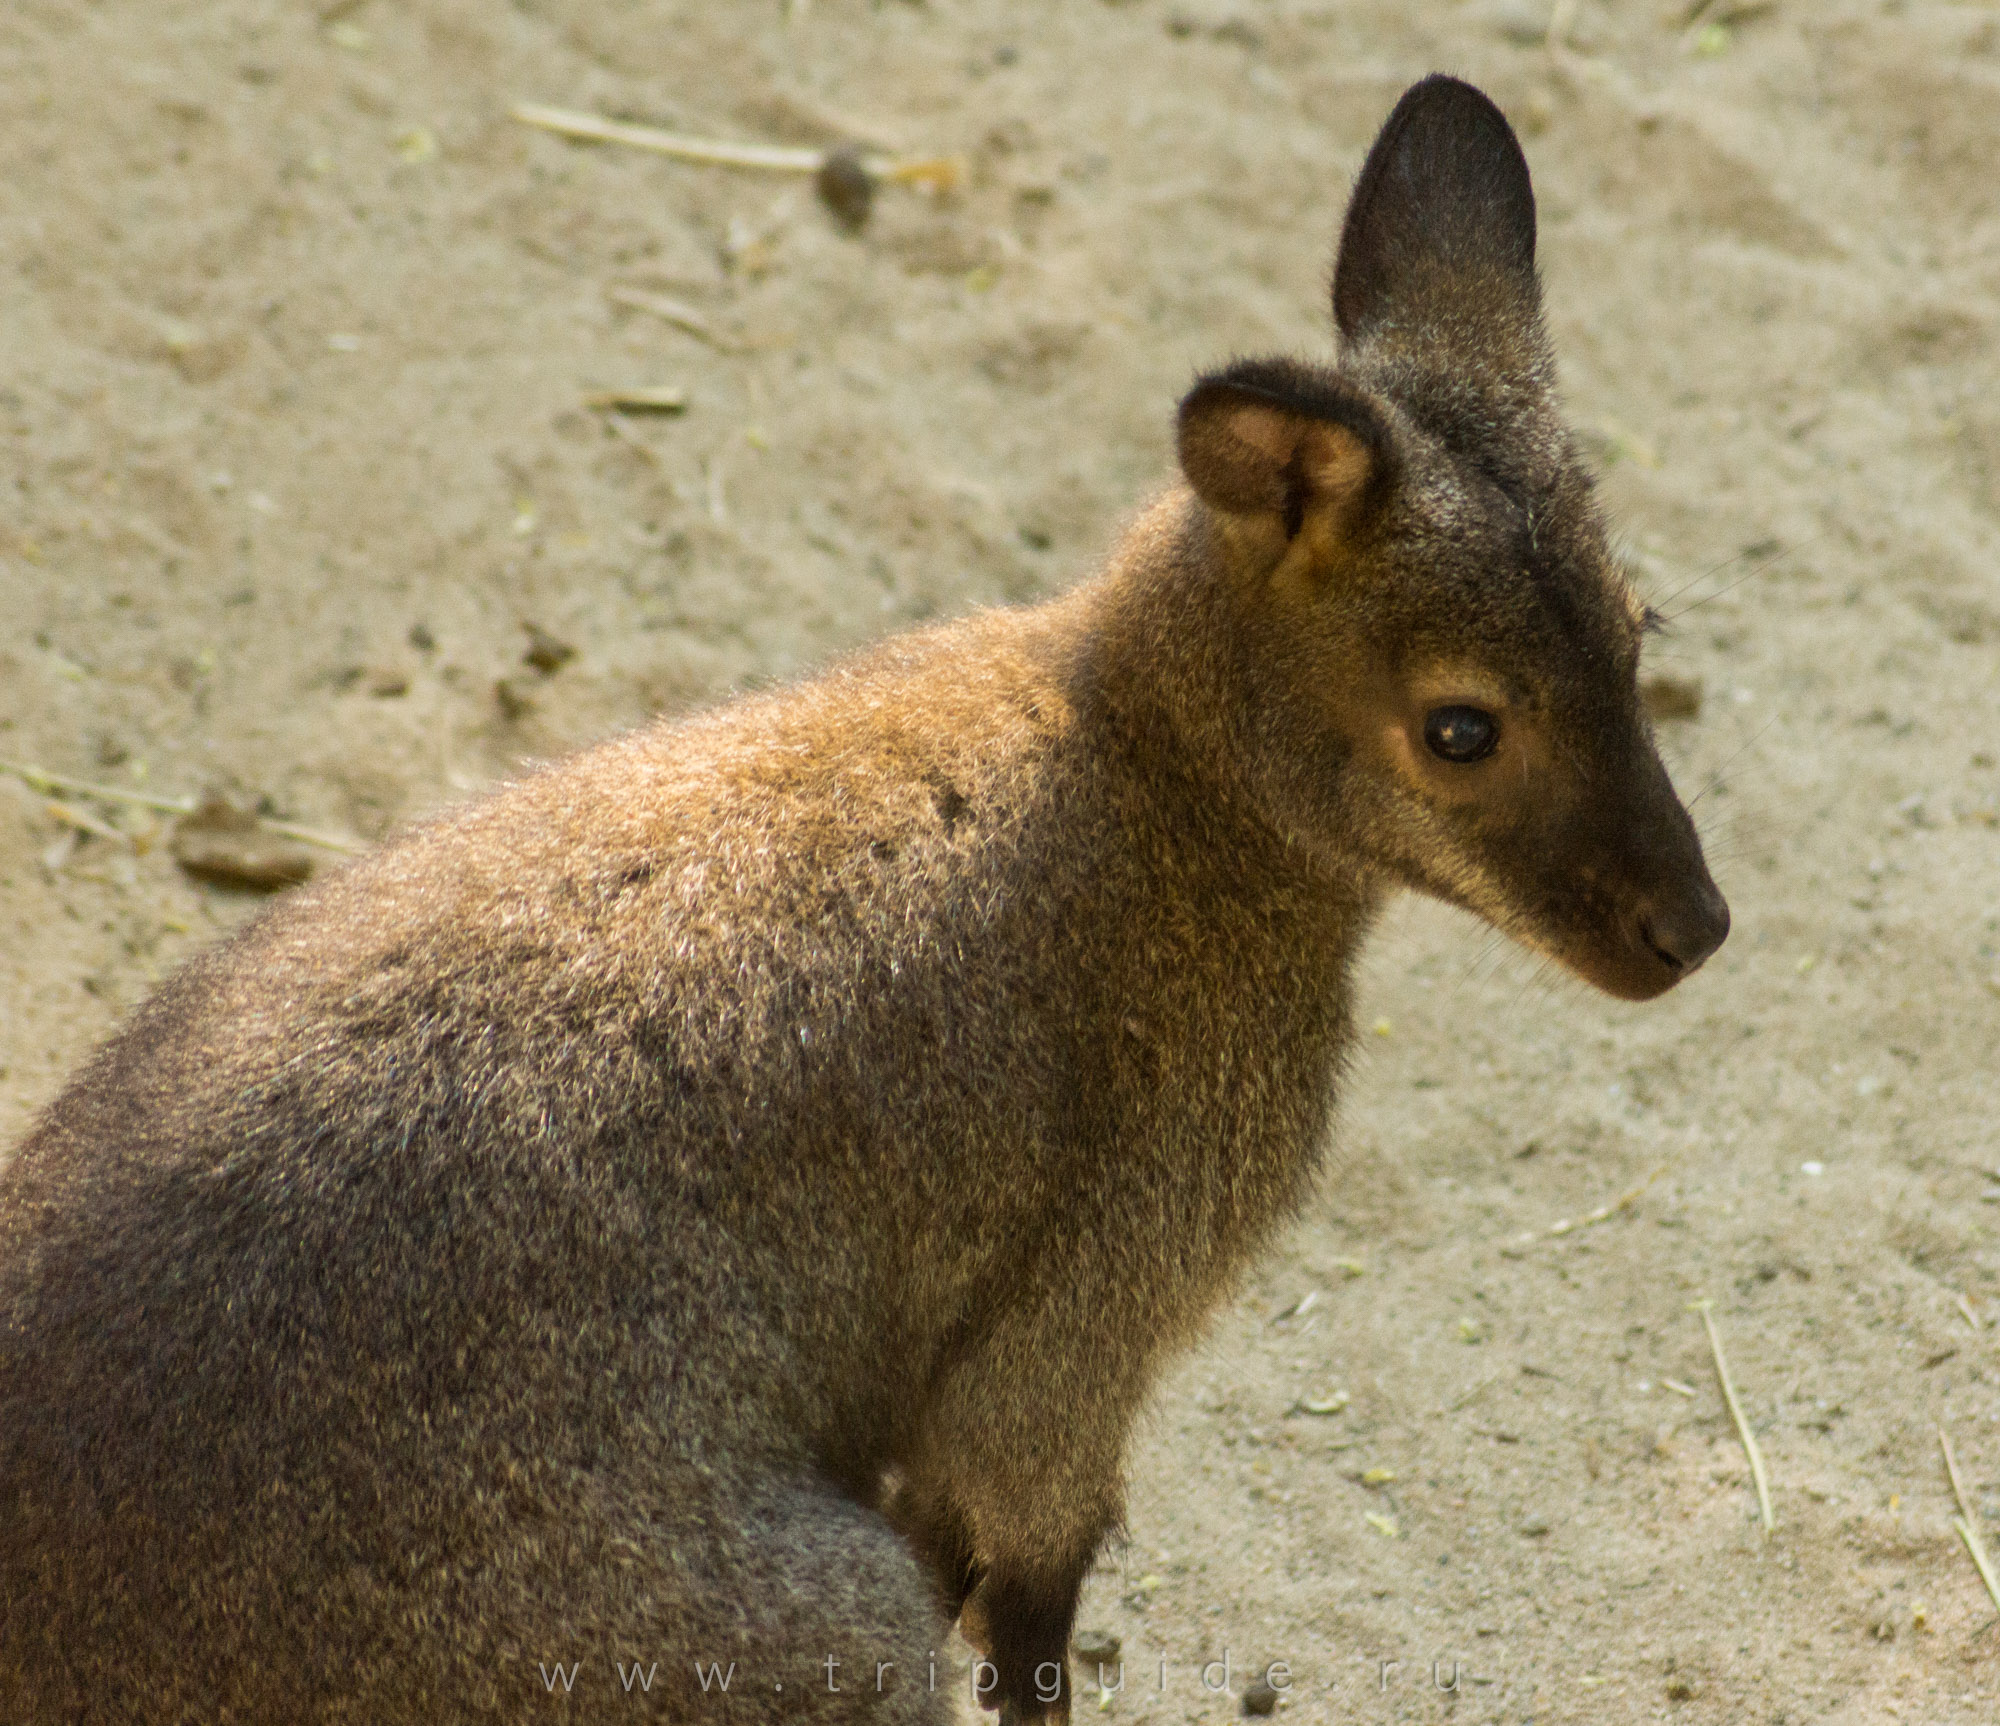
[0,76,1725,1726]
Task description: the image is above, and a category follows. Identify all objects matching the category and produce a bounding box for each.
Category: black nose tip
[1640,886,1730,977]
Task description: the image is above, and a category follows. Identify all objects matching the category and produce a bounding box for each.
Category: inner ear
[1176,361,1390,537]
[1333,73,1539,344]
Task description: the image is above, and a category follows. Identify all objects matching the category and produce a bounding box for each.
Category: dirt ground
[3,0,1998,1720]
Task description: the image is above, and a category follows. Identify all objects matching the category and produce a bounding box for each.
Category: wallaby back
[0,75,1724,1726]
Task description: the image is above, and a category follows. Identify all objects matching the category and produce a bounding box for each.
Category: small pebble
[1518,1514,1551,1537]
[522,624,576,675]
[495,678,535,722]
[1242,1677,1280,1716]
[1072,1629,1121,1664]
[815,147,875,231]
[170,795,315,892]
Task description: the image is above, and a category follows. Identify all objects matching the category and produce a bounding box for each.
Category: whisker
[1661,559,1765,625]
[1454,927,1512,991]
[1644,525,1828,627]
[1646,551,1750,618]
[1685,717,1779,811]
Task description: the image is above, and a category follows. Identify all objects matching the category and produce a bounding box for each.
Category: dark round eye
[1423,705,1499,764]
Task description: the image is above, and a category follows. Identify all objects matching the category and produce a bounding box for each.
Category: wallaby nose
[1639,883,1730,978]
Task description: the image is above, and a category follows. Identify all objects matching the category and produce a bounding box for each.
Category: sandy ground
[4,0,1999,1720]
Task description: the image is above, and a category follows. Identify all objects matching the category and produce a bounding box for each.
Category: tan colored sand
[3,2,1998,1720]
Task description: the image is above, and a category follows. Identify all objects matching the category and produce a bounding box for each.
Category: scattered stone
[1242,1676,1280,1715]
[1517,1514,1551,1537]
[1641,673,1703,722]
[581,387,687,415]
[368,670,409,698]
[815,147,875,231]
[408,622,436,652]
[1072,1629,1121,1664]
[495,678,535,722]
[170,795,315,892]
[522,624,576,675]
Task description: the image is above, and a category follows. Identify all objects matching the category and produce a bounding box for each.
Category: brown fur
[0,78,1725,1724]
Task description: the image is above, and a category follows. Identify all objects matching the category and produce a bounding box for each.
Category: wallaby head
[1174,74,1727,1000]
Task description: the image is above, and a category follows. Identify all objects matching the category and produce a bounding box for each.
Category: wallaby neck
[1069,486,1382,931]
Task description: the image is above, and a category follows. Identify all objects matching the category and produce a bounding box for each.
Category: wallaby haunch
[1,76,1727,1724]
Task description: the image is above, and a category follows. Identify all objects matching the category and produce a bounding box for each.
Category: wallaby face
[0,75,1728,1726]
[1178,76,1728,1000]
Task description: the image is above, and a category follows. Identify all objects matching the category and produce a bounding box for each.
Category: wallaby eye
[1423,705,1499,764]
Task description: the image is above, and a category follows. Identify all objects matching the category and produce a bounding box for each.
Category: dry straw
[1547,1161,1670,1237]
[511,103,963,192]
[1692,1299,1773,1533]
[1939,1425,2000,1615]
[0,760,363,854]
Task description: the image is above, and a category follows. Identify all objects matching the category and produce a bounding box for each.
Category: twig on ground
[607,286,716,344]
[1693,1300,1773,1533]
[2,759,192,817]
[597,410,665,465]
[512,104,826,172]
[1940,1426,2000,1615]
[0,758,366,854]
[511,103,963,192]
[1547,1162,1670,1236]
[42,800,133,845]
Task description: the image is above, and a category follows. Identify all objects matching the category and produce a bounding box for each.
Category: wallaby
[1,76,1726,1725]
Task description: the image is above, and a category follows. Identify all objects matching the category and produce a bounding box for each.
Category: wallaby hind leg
[494,1469,955,1725]
[4,1467,949,1726]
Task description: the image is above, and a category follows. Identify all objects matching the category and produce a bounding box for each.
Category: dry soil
[3,2,1998,1722]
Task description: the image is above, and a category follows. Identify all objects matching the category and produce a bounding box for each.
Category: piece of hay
[511,103,965,196]
[1693,1300,1774,1533]
[1940,1426,2000,1614]
[1,759,361,855]
[1548,1162,1670,1236]
[582,386,688,414]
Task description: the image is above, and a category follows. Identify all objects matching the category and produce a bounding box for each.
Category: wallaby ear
[1177,359,1391,538]
[1332,74,1538,343]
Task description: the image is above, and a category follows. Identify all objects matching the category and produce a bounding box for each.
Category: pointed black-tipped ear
[1177,359,1392,539]
[1333,74,1538,343]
